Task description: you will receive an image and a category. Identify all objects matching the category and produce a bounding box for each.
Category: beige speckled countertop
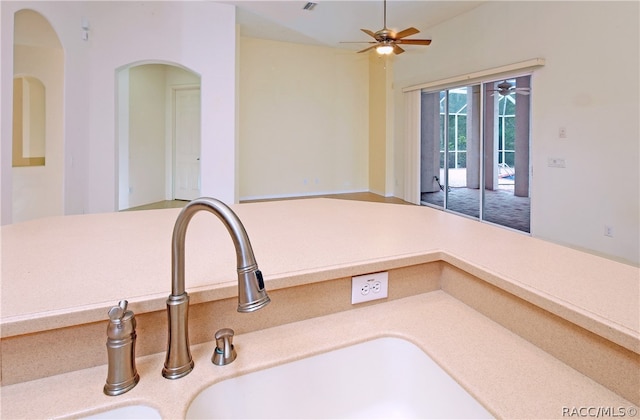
[2,199,638,349]
[2,292,636,419]
[1,198,639,418]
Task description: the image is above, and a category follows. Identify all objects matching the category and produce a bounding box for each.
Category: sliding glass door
[420,76,531,233]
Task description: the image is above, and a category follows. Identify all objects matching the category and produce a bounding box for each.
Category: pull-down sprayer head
[237,267,270,312]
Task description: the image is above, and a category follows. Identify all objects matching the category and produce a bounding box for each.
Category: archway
[12,9,64,223]
[116,63,201,210]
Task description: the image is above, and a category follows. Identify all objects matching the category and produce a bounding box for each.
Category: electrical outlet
[351,272,388,304]
[604,225,614,237]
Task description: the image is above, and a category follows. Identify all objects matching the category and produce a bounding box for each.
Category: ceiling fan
[490,80,531,96]
[341,0,432,55]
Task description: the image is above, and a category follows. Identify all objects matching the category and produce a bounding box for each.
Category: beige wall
[238,37,369,200]
[368,54,393,196]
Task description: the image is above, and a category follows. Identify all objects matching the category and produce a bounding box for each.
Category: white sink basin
[187,337,493,419]
[82,405,161,419]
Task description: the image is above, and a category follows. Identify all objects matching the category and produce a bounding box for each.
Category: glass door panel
[419,90,445,208]
[482,77,531,233]
[445,86,480,219]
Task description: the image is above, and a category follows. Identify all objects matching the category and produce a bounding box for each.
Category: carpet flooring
[421,187,530,233]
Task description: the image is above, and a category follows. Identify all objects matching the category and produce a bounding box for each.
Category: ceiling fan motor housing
[375,28,395,41]
[343,0,432,55]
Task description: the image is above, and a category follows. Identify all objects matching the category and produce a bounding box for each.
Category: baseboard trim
[240,189,369,202]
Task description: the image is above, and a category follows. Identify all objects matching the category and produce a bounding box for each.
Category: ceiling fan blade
[516,91,531,95]
[340,41,376,44]
[394,27,420,39]
[361,29,378,39]
[393,44,405,55]
[357,45,379,54]
[395,39,432,45]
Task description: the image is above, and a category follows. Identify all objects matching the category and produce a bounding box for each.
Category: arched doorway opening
[116,63,201,210]
[12,9,64,223]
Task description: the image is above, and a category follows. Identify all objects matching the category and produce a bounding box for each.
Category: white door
[173,88,201,200]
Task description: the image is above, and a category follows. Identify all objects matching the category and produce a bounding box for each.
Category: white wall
[238,37,369,200]
[393,1,639,264]
[128,64,167,208]
[1,1,237,223]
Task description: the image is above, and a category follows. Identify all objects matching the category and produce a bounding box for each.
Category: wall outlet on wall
[559,127,567,139]
[351,272,388,304]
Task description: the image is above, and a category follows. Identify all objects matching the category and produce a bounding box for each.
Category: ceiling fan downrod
[383,0,387,29]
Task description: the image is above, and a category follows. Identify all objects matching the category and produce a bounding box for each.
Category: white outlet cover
[351,272,389,304]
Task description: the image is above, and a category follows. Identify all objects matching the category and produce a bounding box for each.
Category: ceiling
[14,1,485,53]
[225,1,485,52]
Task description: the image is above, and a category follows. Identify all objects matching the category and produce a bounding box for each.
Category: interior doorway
[116,63,201,210]
[11,9,64,223]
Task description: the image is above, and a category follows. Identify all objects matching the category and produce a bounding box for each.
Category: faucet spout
[162,197,270,380]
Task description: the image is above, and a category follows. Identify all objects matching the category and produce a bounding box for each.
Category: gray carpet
[421,187,530,233]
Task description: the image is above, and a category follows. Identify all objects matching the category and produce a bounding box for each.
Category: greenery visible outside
[439,89,516,169]
[498,115,515,167]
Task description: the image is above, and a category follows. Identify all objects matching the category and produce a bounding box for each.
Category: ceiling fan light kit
[341,0,432,56]
[376,43,394,55]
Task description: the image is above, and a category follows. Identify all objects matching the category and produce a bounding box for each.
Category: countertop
[2,291,635,419]
[2,198,638,351]
[1,291,636,419]
[1,198,639,419]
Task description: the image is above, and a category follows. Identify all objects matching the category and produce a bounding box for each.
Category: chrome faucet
[162,197,270,380]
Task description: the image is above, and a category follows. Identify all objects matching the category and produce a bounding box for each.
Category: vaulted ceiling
[14,2,485,54]
[226,1,484,52]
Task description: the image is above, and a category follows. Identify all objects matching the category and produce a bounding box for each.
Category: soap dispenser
[104,300,140,396]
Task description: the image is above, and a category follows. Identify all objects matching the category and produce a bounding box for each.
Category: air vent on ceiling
[303,2,317,11]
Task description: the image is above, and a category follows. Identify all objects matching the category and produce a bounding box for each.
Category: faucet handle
[212,328,237,366]
[108,300,127,321]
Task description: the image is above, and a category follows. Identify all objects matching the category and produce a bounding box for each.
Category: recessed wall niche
[12,75,45,167]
